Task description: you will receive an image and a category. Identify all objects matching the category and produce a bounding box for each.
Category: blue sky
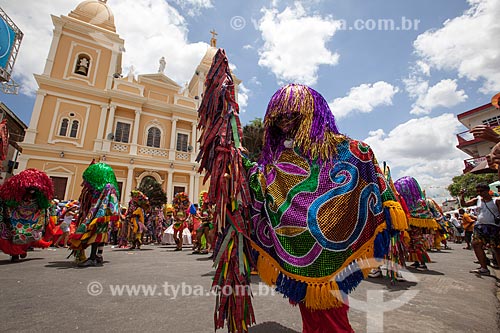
[1,0,499,203]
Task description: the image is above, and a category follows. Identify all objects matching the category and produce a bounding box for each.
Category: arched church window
[70,120,79,138]
[74,54,91,76]
[147,126,161,148]
[59,118,69,136]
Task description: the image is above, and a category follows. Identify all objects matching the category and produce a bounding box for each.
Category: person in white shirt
[460,183,500,275]
[447,212,463,243]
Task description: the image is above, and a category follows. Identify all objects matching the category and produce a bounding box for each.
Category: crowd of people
[42,192,216,256]
[0,160,216,268]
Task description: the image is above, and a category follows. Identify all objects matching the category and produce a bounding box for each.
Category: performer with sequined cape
[151,206,166,245]
[0,169,53,262]
[193,191,214,254]
[426,198,449,251]
[394,176,438,270]
[245,84,407,332]
[69,162,120,267]
[196,47,407,332]
[126,190,149,250]
[172,192,190,251]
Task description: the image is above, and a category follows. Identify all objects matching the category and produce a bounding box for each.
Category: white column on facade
[129,108,141,155]
[190,121,197,163]
[189,172,195,203]
[124,166,134,204]
[43,27,62,75]
[166,169,174,203]
[102,104,116,152]
[194,173,200,200]
[168,117,178,160]
[24,91,47,144]
[106,50,119,90]
[197,73,205,98]
[16,154,29,174]
[94,104,109,151]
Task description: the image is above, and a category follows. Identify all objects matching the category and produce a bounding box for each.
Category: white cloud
[2,0,209,95]
[109,0,207,86]
[238,83,250,113]
[364,113,469,202]
[257,3,341,85]
[329,81,399,119]
[416,60,430,76]
[172,0,213,17]
[249,76,262,86]
[1,0,78,94]
[413,0,500,93]
[405,79,467,115]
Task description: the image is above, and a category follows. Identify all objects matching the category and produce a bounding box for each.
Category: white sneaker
[368,269,382,278]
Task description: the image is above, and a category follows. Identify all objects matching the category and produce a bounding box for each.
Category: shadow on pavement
[365,277,418,290]
[194,255,213,261]
[201,270,216,277]
[249,321,299,333]
[111,248,153,252]
[44,260,110,269]
[44,260,78,269]
[406,267,445,275]
[470,272,500,282]
[0,257,43,265]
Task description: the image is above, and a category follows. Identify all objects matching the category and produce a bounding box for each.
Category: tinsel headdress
[173,192,190,211]
[0,168,54,208]
[261,83,345,165]
[394,176,437,228]
[61,199,79,216]
[82,162,120,198]
[129,190,149,209]
[393,176,425,211]
[199,190,209,208]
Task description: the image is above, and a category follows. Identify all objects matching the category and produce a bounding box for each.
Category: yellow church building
[19,0,239,205]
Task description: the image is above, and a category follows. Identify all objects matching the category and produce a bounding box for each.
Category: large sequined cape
[248,138,406,309]
[70,184,120,250]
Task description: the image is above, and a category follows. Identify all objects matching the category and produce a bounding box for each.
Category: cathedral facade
[19,0,235,204]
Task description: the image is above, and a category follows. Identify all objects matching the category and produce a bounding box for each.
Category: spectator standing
[449,212,464,243]
[460,183,500,275]
[460,208,476,250]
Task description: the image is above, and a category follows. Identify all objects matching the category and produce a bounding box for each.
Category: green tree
[138,176,167,208]
[242,118,264,161]
[447,172,497,199]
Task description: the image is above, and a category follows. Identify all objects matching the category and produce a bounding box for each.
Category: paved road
[0,243,498,332]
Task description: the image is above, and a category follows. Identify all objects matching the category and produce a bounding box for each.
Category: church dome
[69,0,116,32]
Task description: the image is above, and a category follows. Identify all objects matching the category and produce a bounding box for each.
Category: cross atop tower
[210,29,218,47]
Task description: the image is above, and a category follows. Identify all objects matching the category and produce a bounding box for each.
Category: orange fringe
[383,200,408,231]
[251,222,387,310]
